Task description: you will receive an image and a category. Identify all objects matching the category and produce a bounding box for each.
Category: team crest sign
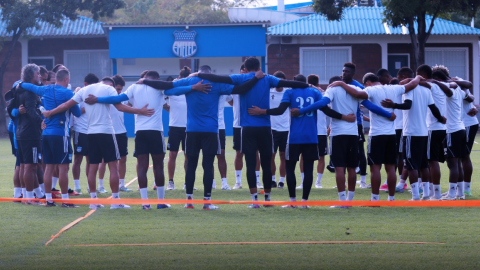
[172,30,197,59]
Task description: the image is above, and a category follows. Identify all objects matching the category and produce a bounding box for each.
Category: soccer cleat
[441,195,456,201]
[409,198,421,201]
[421,196,431,201]
[233,183,242,189]
[326,165,335,173]
[119,186,133,192]
[157,204,171,209]
[221,184,232,190]
[203,204,219,210]
[329,205,351,209]
[74,188,83,195]
[27,201,45,206]
[403,183,408,190]
[278,182,284,189]
[142,205,152,210]
[13,195,23,203]
[256,182,264,189]
[184,203,194,209]
[263,203,274,208]
[315,181,323,189]
[366,184,372,188]
[299,205,310,209]
[45,201,57,207]
[153,185,157,191]
[110,204,131,209]
[89,204,105,209]
[296,184,303,189]
[97,187,108,194]
[247,204,261,209]
[379,184,389,191]
[395,187,405,193]
[358,182,367,189]
[51,188,61,195]
[456,195,466,200]
[271,181,277,188]
[166,181,175,190]
[68,188,80,196]
[464,191,472,196]
[282,205,298,208]
[61,203,79,208]
[52,193,61,199]
[429,197,441,201]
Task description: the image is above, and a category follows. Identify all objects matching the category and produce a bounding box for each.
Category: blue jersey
[173,77,233,133]
[21,83,80,137]
[230,73,280,127]
[281,87,321,144]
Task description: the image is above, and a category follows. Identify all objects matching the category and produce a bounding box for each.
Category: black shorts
[88,133,120,164]
[17,140,42,164]
[42,135,72,164]
[444,130,467,159]
[367,134,397,165]
[219,129,226,150]
[134,130,165,157]
[427,130,446,162]
[403,136,428,170]
[167,126,186,152]
[395,129,403,153]
[73,131,89,156]
[185,132,221,156]
[317,135,328,157]
[272,130,288,153]
[465,124,479,154]
[233,127,241,151]
[241,126,273,155]
[286,143,318,161]
[330,135,359,168]
[9,131,15,156]
[115,133,128,157]
[358,125,365,143]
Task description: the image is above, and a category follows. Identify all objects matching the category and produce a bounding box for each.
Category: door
[388,55,409,78]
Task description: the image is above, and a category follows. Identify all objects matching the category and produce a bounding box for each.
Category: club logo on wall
[172,30,197,59]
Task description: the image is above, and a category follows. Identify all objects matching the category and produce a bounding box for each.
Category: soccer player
[43,77,154,209]
[214,94,233,190]
[18,69,81,207]
[250,74,354,207]
[269,71,289,189]
[193,58,311,208]
[86,71,207,209]
[142,65,264,209]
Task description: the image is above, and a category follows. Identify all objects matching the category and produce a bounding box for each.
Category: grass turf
[1,136,480,269]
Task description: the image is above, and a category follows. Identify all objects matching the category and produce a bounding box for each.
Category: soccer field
[1,136,480,270]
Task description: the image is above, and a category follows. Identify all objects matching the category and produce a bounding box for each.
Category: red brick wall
[267,43,382,85]
[0,41,22,94]
[28,37,109,65]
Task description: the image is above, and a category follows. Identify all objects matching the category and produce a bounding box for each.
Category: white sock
[465,182,471,192]
[410,182,420,199]
[39,183,45,194]
[422,182,430,197]
[26,191,34,199]
[255,171,260,182]
[448,183,457,197]
[90,192,97,199]
[212,179,216,188]
[235,170,242,184]
[61,193,69,200]
[290,197,296,202]
[157,186,165,199]
[316,173,323,183]
[338,191,347,201]
[272,175,276,183]
[429,183,434,196]
[434,184,441,199]
[388,195,395,201]
[279,177,285,183]
[13,187,22,198]
[347,191,355,201]
[383,180,388,185]
[112,192,119,199]
[52,177,59,189]
[45,193,52,202]
[74,179,80,190]
[22,188,26,197]
[418,178,422,185]
[301,199,307,202]
[251,193,258,201]
[396,179,406,189]
[301,173,305,182]
[119,179,125,187]
[360,175,366,184]
[186,194,193,200]
[98,179,104,189]
[371,194,379,201]
[33,187,44,198]
[140,188,148,200]
[221,178,227,185]
[264,192,271,201]
[457,181,464,197]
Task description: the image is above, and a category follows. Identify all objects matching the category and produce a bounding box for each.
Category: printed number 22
[296,97,314,117]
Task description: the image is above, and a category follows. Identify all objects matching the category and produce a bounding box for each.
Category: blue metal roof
[268,7,480,36]
[0,13,104,37]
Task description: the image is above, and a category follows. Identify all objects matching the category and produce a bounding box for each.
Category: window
[300,47,351,84]
[64,50,111,89]
[28,57,54,70]
[425,48,468,79]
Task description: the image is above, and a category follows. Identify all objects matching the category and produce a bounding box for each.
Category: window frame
[424,47,469,80]
[64,49,112,88]
[299,46,352,84]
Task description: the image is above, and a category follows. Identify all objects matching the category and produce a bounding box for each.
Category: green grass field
[1,136,480,270]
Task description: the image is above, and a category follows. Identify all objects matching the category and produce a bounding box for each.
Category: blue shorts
[42,135,72,164]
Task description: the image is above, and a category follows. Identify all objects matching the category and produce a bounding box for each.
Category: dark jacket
[8,87,42,141]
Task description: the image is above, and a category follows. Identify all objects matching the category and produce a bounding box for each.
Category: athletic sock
[235,170,242,184]
[169,179,174,183]
[212,179,216,188]
[417,178,422,186]
[371,194,379,201]
[457,182,465,197]
[13,187,22,198]
[251,193,258,201]
[434,185,441,199]
[112,193,119,199]
[90,192,97,199]
[119,179,125,187]
[290,197,296,202]
[316,173,323,183]
[396,179,406,189]
[52,177,59,189]
[279,177,285,183]
[301,173,305,182]
[74,179,80,190]
[347,191,355,201]
[272,175,276,183]
[98,179,104,189]
[422,182,430,197]
[157,186,165,200]
[140,188,148,200]
[186,194,193,200]
[61,193,69,200]
[26,191,34,199]
[383,180,388,185]
[410,183,420,199]
[465,182,471,193]
[22,188,26,197]
[429,183,434,197]
[448,183,457,198]
[264,193,270,201]
[39,183,45,194]
[360,175,366,184]
[33,187,44,198]
[388,195,395,201]
[45,193,53,203]
[338,191,347,201]
[255,171,260,183]
[221,178,227,185]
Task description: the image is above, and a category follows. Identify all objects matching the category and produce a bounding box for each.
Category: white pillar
[379,41,388,69]
[473,41,479,105]
[277,0,285,12]
[19,38,28,67]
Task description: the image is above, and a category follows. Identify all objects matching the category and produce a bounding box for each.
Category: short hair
[376,68,390,77]
[362,73,379,84]
[244,57,260,71]
[21,63,40,83]
[140,70,149,78]
[293,74,306,83]
[47,71,56,81]
[389,78,399,85]
[416,64,433,79]
[179,66,191,78]
[432,65,450,77]
[344,62,356,72]
[39,66,48,76]
[101,76,116,87]
[112,74,125,87]
[432,70,448,81]
[52,64,66,73]
[198,65,212,73]
[240,64,245,72]
[55,69,70,82]
[145,71,160,79]
[329,76,342,84]
[84,73,99,85]
[166,76,174,82]
[307,74,319,85]
[397,67,414,79]
[273,71,286,80]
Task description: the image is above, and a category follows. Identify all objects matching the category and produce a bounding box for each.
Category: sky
[260,0,311,7]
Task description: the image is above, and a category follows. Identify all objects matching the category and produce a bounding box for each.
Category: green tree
[312,0,480,71]
[0,0,125,136]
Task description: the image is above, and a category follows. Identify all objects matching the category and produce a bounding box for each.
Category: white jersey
[269,88,290,132]
[317,110,327,135]
[167,95,187,127]
[324,85,362,136]
[426,83,446,131]
[73,101,88,133]
[364,84,405,136]
[445,86,465,133]
[72,83,117,134]
[402,86,434,136]
[232,94,241,128]
[125,84,164,133]
[462,89,479,127]
[218,95,232,130]
[110,103,126,134]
